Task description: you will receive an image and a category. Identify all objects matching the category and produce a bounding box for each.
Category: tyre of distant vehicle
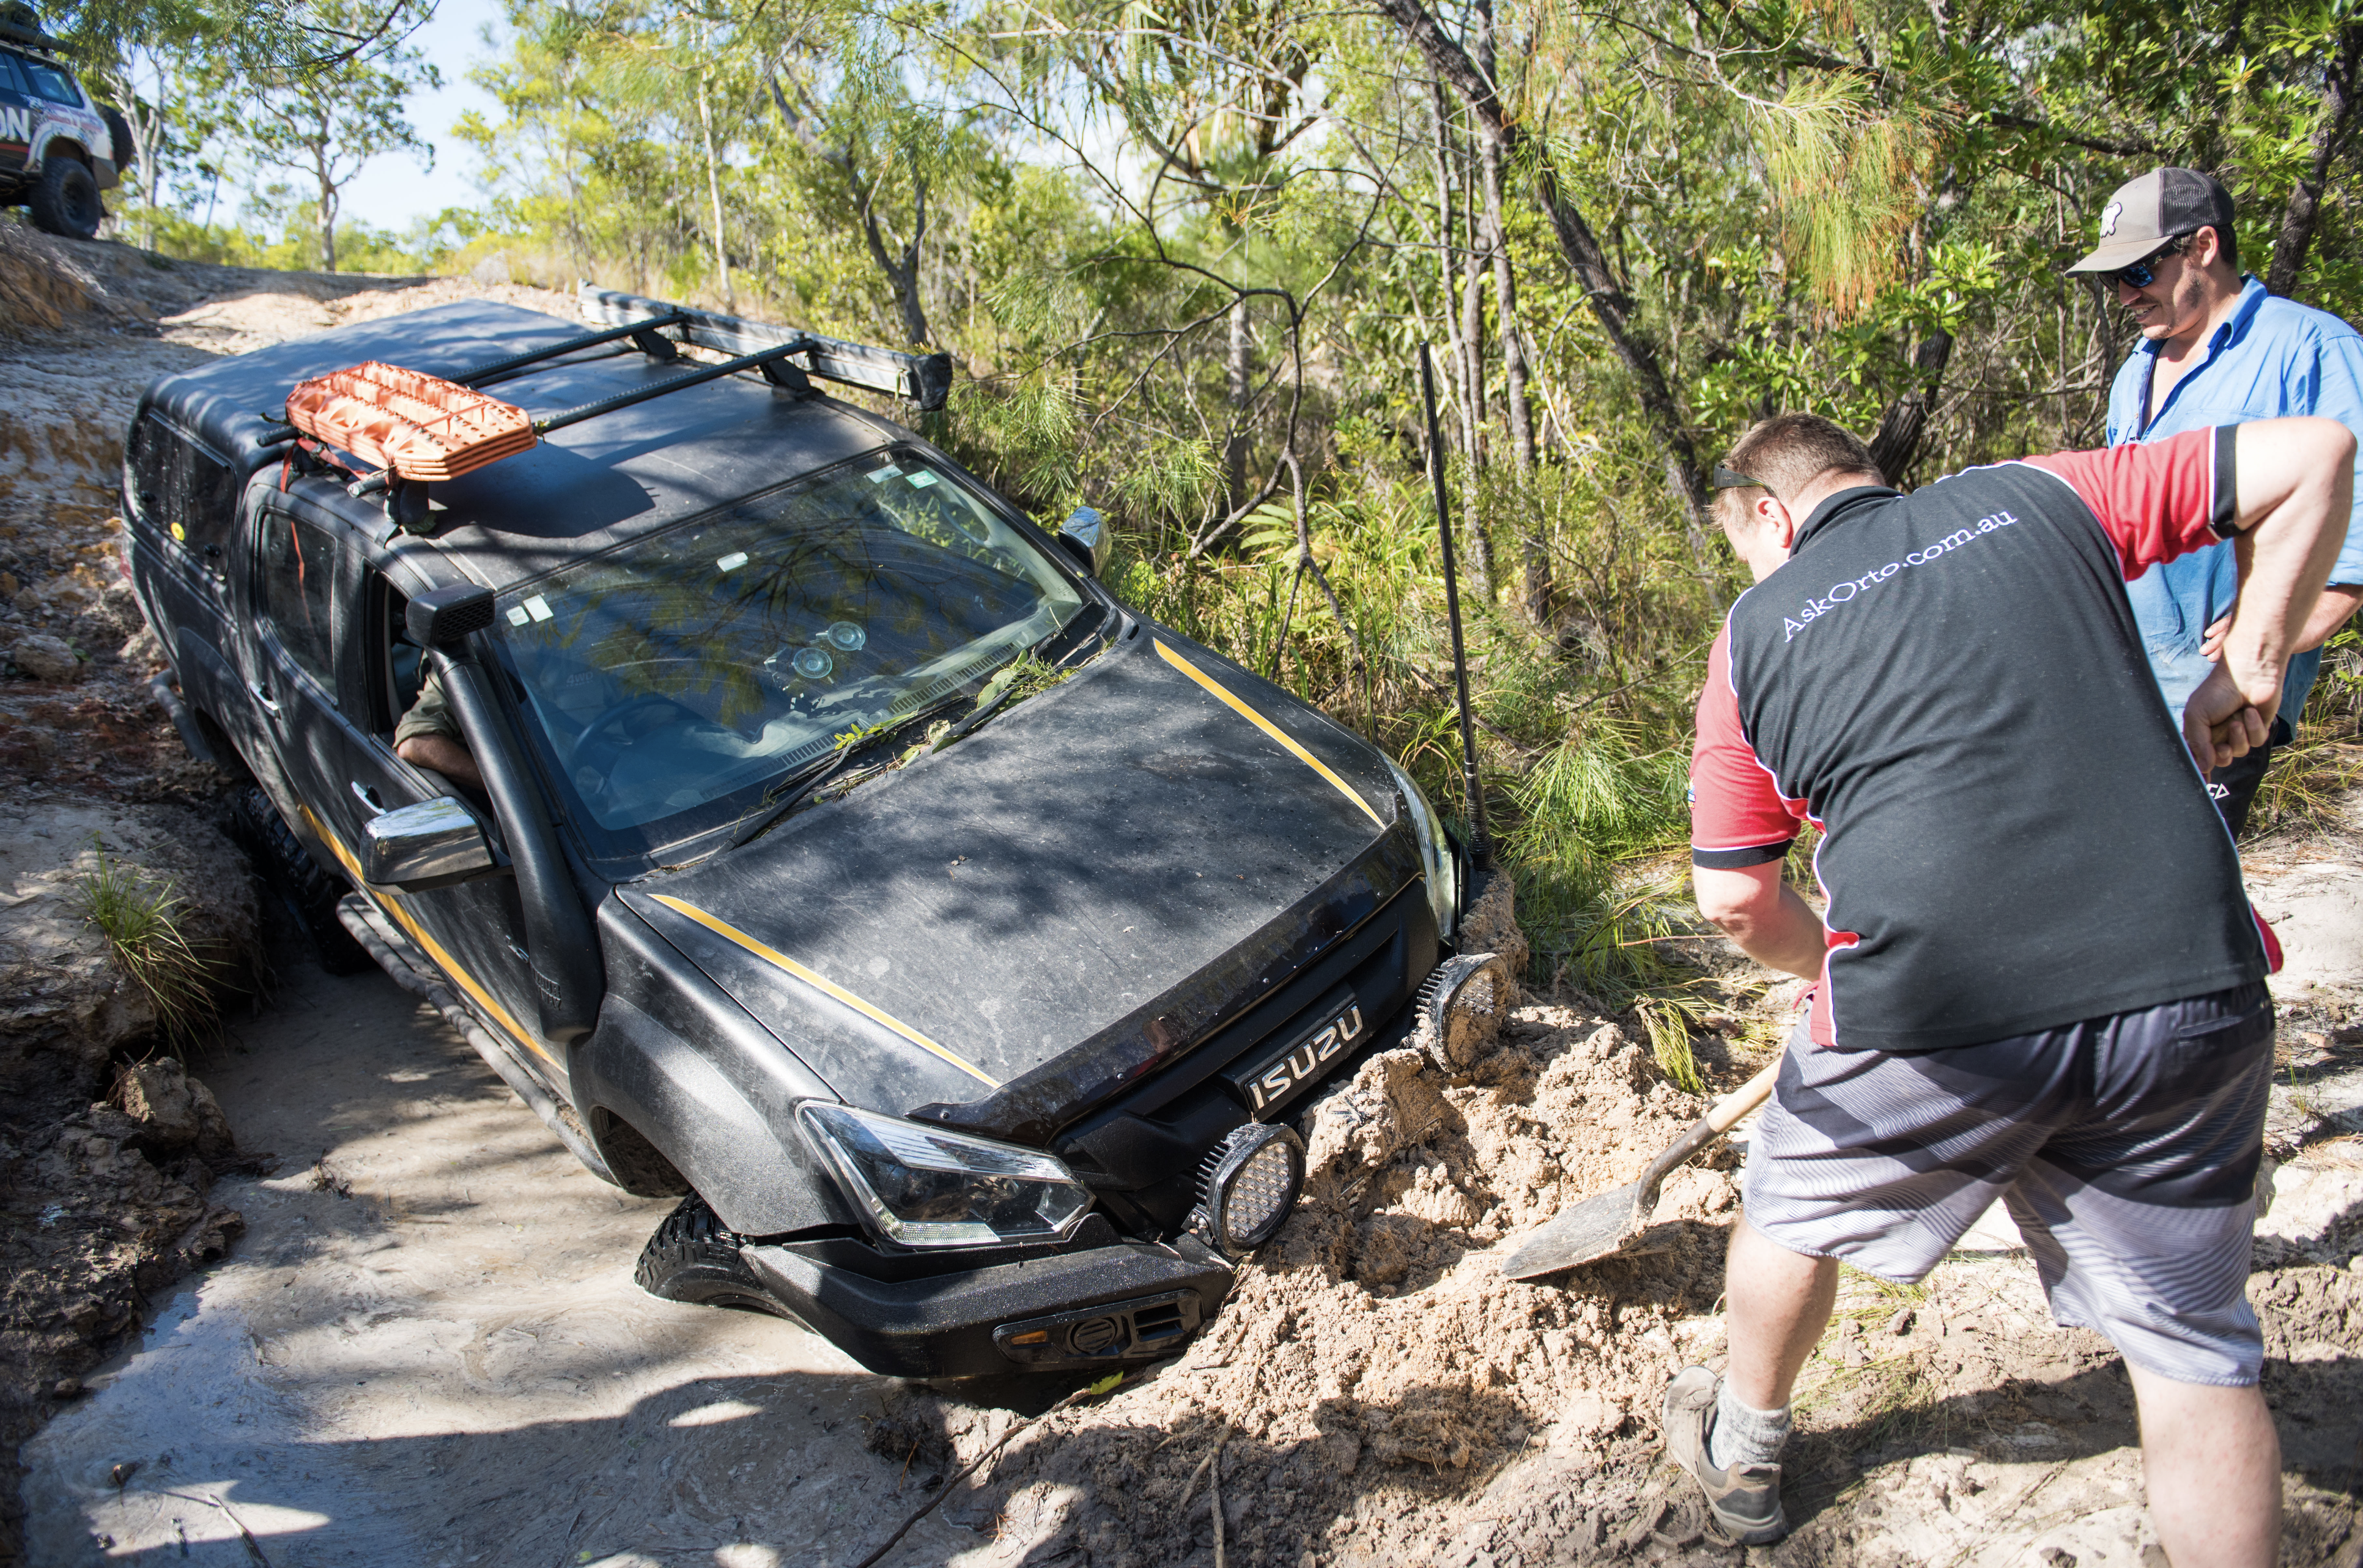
[27,153,98,239]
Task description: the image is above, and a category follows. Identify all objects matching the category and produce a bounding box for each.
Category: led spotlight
[1188,1122,1306,1259]
[1416,951,1513,1071]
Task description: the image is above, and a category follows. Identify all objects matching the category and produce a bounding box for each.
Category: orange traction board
[285,363,536,482]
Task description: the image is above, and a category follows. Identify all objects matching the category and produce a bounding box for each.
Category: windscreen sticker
[523,594,555,622]
[505,605,531,626]
[867,465,902,484]
[716,550,749,572]
[906,472,939,489]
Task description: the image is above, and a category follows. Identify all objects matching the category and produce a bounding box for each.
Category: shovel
[1500,1058,1780,1281]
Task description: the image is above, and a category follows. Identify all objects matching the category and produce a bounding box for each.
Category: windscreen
[491,449,1087,859]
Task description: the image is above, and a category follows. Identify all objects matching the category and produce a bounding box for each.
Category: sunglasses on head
[2107,232,2192,290]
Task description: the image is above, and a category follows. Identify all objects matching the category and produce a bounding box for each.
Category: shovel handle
[1638,1058,1782,1193]
[1707,1057,1781,1133]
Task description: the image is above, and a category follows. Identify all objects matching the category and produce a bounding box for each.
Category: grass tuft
[69,837,224,1057]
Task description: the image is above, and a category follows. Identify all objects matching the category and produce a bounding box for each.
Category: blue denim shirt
[2105,275,2363,725]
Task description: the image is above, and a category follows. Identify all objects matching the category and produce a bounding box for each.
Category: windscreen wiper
[722,693,972,852]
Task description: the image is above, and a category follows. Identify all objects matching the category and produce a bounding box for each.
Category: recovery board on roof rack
[120,282,1504,1378]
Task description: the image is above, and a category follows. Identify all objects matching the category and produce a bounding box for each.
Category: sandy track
[21,950,991,1567]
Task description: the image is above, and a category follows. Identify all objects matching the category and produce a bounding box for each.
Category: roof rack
[262,286,955,534]
[577,284,954,412]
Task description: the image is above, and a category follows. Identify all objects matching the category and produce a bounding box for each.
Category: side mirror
[363,797,503,892]
[1056,505,1110,576]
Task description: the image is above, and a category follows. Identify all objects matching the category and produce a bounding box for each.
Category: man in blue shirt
[2068,167,2363,834]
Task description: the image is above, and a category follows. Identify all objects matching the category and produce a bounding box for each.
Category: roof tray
[285,363,536,483]
[576,283,954,411]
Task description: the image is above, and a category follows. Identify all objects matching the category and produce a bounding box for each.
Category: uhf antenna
[1418,344,1489,870]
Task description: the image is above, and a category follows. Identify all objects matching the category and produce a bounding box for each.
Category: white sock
[1706,1381,1791,1471]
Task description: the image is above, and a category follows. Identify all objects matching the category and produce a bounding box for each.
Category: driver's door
[339,563,565,1089]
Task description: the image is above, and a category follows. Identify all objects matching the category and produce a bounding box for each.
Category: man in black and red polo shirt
[1663,411,2350,1563]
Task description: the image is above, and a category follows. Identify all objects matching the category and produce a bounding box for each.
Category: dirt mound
[0,224,153,338]
[873,942,1744,1564]
[0,799,259,1559]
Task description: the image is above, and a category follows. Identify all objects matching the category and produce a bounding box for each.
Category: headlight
[1383,755,1458,940]
[796,1103,1092,1249]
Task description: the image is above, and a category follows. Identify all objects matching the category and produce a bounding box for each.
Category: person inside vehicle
[394,668,486,792]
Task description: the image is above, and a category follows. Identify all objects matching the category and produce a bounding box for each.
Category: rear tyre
[228,784,373,975]
[28,157,102,240]
[635,1193,796,1318]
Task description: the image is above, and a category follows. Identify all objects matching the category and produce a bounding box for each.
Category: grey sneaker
[1662,1366,1788,1545]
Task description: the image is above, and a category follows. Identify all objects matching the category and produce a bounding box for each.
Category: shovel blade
[1498,1177,1654,1281]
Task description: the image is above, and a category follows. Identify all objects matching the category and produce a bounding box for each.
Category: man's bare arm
[395,733,485,792]
[2182,418,2354,769]
[1693,862,1827,983]
[2298,583,2363,651]
[2202,582,2361,659]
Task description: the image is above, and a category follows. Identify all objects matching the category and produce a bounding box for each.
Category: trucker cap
[2065,168,2237,275]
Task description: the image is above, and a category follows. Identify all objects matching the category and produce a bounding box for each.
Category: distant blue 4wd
[123,286,1477,1376]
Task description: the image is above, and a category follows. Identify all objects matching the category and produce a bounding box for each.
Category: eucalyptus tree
[229,0,438,270]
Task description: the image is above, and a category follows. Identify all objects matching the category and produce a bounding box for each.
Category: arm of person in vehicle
[2181,418,2354,768]
[1692,862,1827,983]
[394,732,486,793]
[393,670,487,792]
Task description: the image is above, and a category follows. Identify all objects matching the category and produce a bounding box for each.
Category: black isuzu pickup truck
[121,286,1501,1377]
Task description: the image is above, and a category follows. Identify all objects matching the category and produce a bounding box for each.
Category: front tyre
[634,1194,796,1319]
[28,157,102,240]
[227,785,373,975]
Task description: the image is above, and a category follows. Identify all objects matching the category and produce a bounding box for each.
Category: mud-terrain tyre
[28,156,102,240]
[228,784,373,975]
[635,1194,796,1319]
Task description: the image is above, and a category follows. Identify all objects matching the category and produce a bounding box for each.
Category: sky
[336,0,505,230]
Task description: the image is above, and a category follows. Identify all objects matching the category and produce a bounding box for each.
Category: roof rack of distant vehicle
[0,2,64,52]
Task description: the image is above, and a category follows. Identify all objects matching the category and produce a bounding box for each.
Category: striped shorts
[1742,982,2274,1386]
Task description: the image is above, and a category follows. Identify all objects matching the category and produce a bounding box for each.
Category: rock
[114,1059,235,1158]
[50,1378,81,1400]
[117,623,164,667]
[10,633,84,682]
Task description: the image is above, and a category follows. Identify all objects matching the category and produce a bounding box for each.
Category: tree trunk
[1460,188,1496,604]
[2268,22,2363,298]
[1471,2,1534,480]
[1226,300,1251,513]
[1471,1,1547,623]
[859,161,931,347]
[1431,80,1464,447]
[1430,81,1493,604]
[1376,0,1714,576]
[697,69,734,310]
[312,112,337,273]
[1866,329,1953,483]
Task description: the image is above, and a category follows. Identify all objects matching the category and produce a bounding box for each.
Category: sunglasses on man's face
[2107,233,2191,290]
